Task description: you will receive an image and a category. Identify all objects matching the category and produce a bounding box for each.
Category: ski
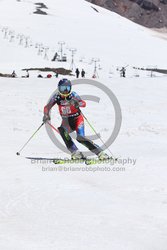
[26,157,57,160]
[26,156,86,164]
[26,156,117,165]
[85,157,117,165]
[52,157,117,165]
[53,158,86,164]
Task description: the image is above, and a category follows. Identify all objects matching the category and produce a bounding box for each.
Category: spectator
[81,69,85,78]
[75,68,80,78]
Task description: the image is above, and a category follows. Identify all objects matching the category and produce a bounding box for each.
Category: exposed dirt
[86,0,167,28]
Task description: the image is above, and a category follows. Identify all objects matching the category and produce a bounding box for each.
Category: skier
[120,67,126,77]
[43,79,109,160]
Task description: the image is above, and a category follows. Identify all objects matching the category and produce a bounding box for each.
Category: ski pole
[80,110,115,158]
[16,122,44,155]
[47,121,60,134]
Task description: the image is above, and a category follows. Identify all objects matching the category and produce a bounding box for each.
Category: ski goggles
[59,85,71,94]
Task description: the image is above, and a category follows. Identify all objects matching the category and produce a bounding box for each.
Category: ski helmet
[58,79,72,96]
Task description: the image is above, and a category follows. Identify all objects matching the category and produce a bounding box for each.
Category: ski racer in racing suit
[43,79,109,160]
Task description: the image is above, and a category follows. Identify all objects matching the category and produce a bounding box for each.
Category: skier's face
[59,85,71,97]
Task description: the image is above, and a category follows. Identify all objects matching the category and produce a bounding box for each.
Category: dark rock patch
[22,67,73,76]
[35,2,48,9]
[33,2,48,15]
[91,6,99,12]
[86,0,167,28]
[33,9,47,15]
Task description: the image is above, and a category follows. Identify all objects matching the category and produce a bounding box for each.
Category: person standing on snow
[120,67,126,77]
[43,79,109,160]
[81,69,85,78]
[75,68,80,78]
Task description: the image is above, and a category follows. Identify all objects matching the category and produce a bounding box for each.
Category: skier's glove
[43,114,50,123]
[70,99,79,109]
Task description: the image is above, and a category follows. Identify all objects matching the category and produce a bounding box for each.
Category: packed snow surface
[0,0,167,249]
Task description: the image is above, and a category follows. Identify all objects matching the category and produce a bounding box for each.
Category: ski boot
[98,151,110,160]
[71,150,85,160]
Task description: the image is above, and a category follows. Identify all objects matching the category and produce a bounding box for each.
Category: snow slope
[0,0,167,73]
[0,0,167,249]
[0,76,167,250]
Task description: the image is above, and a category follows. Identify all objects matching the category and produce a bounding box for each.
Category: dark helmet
[58,79,72,96]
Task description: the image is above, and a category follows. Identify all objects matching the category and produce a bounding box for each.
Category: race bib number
[61,106,71,115]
